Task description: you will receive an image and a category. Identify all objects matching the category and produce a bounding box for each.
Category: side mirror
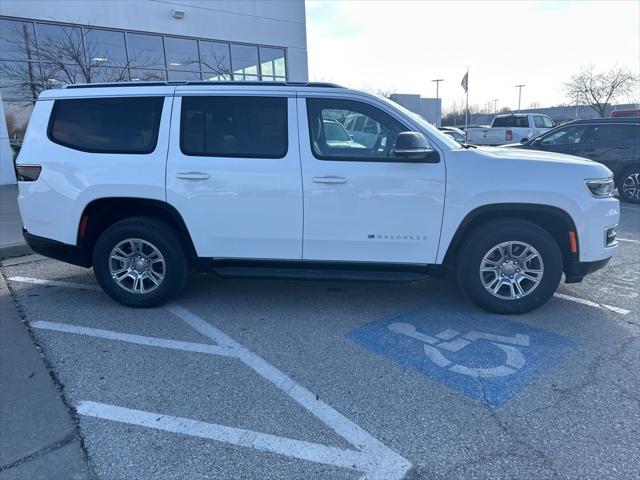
[391,132,438,162]
[520,137,529,144]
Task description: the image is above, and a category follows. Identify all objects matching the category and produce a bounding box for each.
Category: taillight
[505,129,513,142]
[16,165,42,182]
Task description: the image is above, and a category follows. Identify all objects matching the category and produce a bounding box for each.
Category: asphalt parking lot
[1,203,638,480]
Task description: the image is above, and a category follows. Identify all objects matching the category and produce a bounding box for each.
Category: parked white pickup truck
[466,113,555,146]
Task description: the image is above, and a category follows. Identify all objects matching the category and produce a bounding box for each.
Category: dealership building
[0,0,308,184]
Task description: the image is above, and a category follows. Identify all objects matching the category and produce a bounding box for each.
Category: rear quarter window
[48,96,164,154]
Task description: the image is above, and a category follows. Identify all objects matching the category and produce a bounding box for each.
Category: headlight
[585,178,615,198]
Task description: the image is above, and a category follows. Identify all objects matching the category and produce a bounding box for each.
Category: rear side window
[587,124,640,143]
[48,97,164,153]
[180,96,288,158]
[493,116,529,128]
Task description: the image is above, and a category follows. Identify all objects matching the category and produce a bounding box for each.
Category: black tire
[456,218,563,314]
[616,165,640,204]
[92,217,189,308]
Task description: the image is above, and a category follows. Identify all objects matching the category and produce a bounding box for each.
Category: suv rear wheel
[617,166,640,204]
[456,219,563,314]
[92,217,189,307]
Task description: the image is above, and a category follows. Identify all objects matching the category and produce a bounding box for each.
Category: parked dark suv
[505,118,640,203]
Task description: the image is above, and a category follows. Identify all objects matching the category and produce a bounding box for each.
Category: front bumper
[23,230,91,267]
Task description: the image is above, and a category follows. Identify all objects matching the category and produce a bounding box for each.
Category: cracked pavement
[0,203,638,479]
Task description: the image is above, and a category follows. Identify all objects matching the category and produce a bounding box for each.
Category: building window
[164,37,199,72]
[126,32,165,70]
[259,47,286,81]
[199,40,231,80]
[84,29,127,67]
[0,15,289,148]
[230,44,259,81]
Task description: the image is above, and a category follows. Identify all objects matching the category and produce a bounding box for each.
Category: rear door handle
[313,176,347,184]
[176,172,210,180]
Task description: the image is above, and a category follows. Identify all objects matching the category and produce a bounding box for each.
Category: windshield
[323,121,351,141]
[379,97,463,150]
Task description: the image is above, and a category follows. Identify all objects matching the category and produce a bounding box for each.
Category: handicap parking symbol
[346,309,574,407]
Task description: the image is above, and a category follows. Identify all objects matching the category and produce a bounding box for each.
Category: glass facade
[0,16,288,151]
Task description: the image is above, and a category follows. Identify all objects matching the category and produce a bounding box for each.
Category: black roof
[564,118,639,124]
[65,81,343,90]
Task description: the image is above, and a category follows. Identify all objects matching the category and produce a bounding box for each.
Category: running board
[211,267,429,282]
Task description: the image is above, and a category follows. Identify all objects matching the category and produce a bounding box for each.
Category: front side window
[533,116,545,128]
[306,98,408,161]
[541,116,555,128]
[586,124,638,144]
[180,96,288,158]
[48,97,164,153]
[540,125,587,145]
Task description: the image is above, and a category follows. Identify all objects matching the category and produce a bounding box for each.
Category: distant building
[0,0,308,184]
[389,94,441,127]
[468,103,640,126]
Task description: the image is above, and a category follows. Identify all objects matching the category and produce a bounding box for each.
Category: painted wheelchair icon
[388,322,530,378]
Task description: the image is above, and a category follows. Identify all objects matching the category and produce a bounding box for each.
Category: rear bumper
[564,257,611,283]
[23,230,91,267]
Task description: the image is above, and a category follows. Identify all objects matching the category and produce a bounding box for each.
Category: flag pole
[464,67,469,129]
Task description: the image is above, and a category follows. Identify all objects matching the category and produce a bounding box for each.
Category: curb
[0,242,31,261]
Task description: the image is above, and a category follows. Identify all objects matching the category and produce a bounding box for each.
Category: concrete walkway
[0,270,90,479]
[0,185,30,260]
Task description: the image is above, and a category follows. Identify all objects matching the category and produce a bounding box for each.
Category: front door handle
[313,176,347,184]
[176,172,210,180]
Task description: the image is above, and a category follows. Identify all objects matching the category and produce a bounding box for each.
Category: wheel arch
[76,197,197,266]
[442,203,578,275]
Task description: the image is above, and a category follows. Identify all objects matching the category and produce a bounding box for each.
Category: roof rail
[65,81,343,89]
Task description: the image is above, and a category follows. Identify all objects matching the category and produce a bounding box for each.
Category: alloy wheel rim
[109,238,165,294]
[622,173,640,201]
[479,241,544,300]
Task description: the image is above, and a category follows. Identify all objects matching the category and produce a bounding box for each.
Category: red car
[611,109,640,118]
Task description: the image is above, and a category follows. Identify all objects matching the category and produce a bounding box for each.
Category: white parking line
[617,238,640,244]
[553,292,630,315]
[165,304,411,479]
[77,401,374,473]
[8,276,101,291]
[31,321,238,357]
[12,276,412,479]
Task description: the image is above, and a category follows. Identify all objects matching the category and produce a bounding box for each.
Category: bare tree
[565,65,638,118]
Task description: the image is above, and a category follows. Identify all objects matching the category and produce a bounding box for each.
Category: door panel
[166,95,302,259]
[298,97,446,264]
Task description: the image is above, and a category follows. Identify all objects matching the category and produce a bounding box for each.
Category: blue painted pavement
[346,308,574,407]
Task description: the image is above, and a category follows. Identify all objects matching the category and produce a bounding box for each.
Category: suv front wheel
[456,219,563,314]
[92,217,189,307]
[617,166,640,204]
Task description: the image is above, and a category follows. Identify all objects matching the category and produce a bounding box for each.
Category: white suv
[16,82,619,314]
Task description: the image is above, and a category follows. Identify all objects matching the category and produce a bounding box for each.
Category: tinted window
[493,116,529,128]
[0,19,37,62]
[48,97,164,153]
[181,96,288,158]
[540,125,587,145]
[307,98,408,161]
[587,124,639,143]
[533,116,544,128]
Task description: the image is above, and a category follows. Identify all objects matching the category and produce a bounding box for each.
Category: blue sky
[305,0,640,111]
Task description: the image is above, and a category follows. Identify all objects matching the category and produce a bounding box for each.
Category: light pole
[431,78,444,100]
[493,98,499,114]
[515,84,526,111]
